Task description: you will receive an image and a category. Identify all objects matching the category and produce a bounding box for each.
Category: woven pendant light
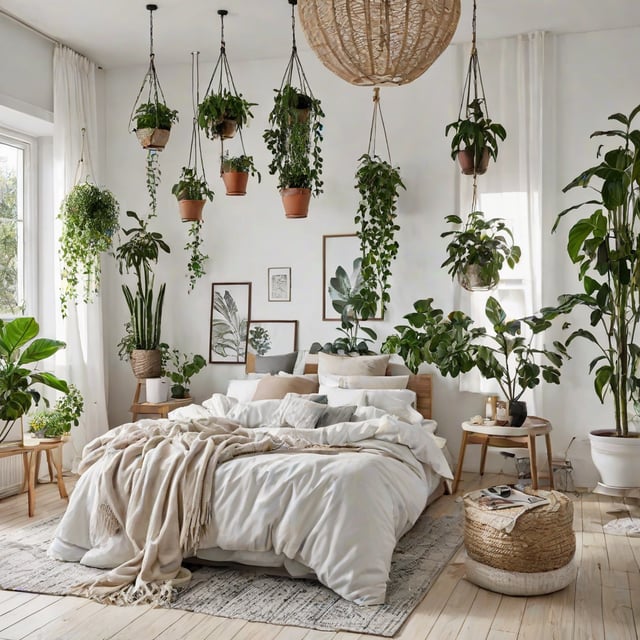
[298,0,461,87]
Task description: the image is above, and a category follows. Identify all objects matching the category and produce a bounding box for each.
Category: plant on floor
[0,317,69,442]
[29,384,84,438]
[58,181,120,317]
[161,348,207,398]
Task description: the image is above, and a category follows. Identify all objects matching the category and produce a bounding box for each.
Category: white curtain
[53,44,109,470]
[455,32,548,414]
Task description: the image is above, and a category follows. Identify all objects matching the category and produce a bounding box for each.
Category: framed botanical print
[247,320,298,356]
[209,282,252,364]
[268,267,291,302]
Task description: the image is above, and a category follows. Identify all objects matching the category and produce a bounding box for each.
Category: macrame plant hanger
[73,127,96,187]
[187,52,208,191]
[279,0,316,102]
[367,87,393,164]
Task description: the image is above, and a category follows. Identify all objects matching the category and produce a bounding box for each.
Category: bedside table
[129,380,193,421]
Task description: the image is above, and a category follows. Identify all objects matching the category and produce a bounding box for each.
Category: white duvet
[49,406,452,605]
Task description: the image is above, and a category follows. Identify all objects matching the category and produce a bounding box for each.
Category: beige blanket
[74,417,318,605]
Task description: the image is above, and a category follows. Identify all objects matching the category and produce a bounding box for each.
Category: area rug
[0,510,463,637]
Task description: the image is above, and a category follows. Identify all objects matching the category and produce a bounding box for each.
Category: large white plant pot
[589,430,640,488]
[145,377,169,404]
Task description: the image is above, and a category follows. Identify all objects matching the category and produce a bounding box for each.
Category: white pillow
[292,349,308,375]
[270,394,326,429]
[226,399,281,428]
[168,404,214,421]
[226,379,261,403]
[318,374,409,389]
[202,393,237,417]
[319,385,367,407]
[317,352,390,377]
[363,389,423,425]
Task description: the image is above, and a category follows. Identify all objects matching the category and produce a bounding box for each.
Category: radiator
[0,456,23,499]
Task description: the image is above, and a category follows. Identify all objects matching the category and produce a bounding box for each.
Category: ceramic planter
[280,188,311,219]
[457,147,490,175]
[509,400,528,427]
[457,263,498,291]
[216,118,238,139]
[135,127,170,150]
[145,377,169,403]
[589,429,640,489]
[178,199,205,222]
[222,171,249,196]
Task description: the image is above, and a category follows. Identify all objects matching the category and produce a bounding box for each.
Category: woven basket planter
[463,490,575,573]
[130,349,162,379]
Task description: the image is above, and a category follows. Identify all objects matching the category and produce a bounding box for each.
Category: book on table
[468,485,550,510]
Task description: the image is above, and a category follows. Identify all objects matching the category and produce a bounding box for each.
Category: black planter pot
[509,400,528,427]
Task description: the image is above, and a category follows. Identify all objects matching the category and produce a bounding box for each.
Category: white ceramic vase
[145,377,169,404]
[589,430,640,488]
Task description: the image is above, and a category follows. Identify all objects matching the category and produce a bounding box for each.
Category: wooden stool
[452,416,554,493]
[129,380,193,421]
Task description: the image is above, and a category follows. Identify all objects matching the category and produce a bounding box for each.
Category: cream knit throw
[72,417,315,606]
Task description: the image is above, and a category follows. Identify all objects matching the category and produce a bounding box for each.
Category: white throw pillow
[363,389,423,424]
[319,385,367,407]
[318,374,409,389]
[270,394,326,429]
[226,379,261,403]
[226,399,281,428]
[202,393,237,417]
[317,352,390,377]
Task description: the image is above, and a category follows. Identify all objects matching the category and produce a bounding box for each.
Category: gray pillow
[255,351,298,374]
[316,405,357,428]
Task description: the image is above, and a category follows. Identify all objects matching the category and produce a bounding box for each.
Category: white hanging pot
[589,429,640,489]
[146,377,169,404]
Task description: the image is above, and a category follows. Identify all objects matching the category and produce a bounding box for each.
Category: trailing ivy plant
[185,220,209,292]
[354,153,405,317]
[146,150,160,217]
[58,181,120,317]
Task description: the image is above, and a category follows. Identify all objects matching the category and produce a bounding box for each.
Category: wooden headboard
[245,353,432,420]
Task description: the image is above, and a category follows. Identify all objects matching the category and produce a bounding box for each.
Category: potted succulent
[263,84,324,218]
[382,296,571,426]
[553,103,640,489]
[445,98,507,175]
[58,181,120,317]
[197,90,255,140]
[0,317,69,443]
[441,210,521,291]
[133,101,179,151]
[171,167,214,223]
[161,348,207,399]
[28,384,84,440]
[114,211,170,378]
[220,153,261,196]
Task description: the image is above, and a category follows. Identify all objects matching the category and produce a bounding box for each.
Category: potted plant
[171,167,214,223]
[354,153,405,318]
[197,90,255,140]
[441,210,521,291]
[0,317,69,443]
[58,181,120,317]
[553,103,640,489]
[382,296,571,426]
[114,211,170,378]
[161,348,207,399]
[28,384,84,440]
[133,101,179,151]
[263,84,324,218]
[220,153,261,196]
[445,98,507,175]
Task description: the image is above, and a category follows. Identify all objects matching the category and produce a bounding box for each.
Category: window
[0,129,36,318]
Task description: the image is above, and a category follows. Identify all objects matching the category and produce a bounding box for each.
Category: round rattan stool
[463,490,577,595]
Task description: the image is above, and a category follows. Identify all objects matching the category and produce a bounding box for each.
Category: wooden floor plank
[456,587,501,639]
[107,607,190,640]
[232,620,283,640]
[152,612,225,640]
[423,576,478,640]
[601,585,635,640]
[0,594,61,633]
[485,632,517,640]
[273,627,311,640]
[517,595,555,640]
[489,595,526,635]
[20,599,106,640]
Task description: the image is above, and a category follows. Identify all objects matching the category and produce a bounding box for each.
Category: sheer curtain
[455,32,548,414]
[53,45,109,469]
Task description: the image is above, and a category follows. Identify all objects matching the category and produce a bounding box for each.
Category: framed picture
[247,320,298,356]
[322,233,383,321]
[209,282,252,364]
[268,267,291,302]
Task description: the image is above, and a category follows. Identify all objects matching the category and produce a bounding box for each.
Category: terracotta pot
[457,263,498,291]
[217,118,238,139]
[280,188,311,219]
[457,147,490,175]
[178,199,205,222]
[135,127,170,150]
[130,349,162,379]
[222,171,249,196]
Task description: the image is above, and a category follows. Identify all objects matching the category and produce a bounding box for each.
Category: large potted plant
[133,101,179,151]
[0,317,69,443]
[197,90,255,141]
[58,181,120,317]
[114,211,170,378]
[553,103,640,489]
[382,296,570,426]
[263,84,324,218]
[220,153,261,196]
[441,210,521,291]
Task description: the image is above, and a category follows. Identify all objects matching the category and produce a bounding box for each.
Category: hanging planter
[221,152,261,196]
[281,187,311,218]
[129,4,178,152]
[445,0,506,176]
[263,0,324,218]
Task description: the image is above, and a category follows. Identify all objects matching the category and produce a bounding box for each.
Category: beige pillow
[319,374,410,390]
[252,375,319,400]
[317,352,390,377]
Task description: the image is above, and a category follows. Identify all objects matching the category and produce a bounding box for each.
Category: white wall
[101,27,640,488]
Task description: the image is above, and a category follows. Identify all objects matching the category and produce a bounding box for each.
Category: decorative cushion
[317,352,390,377]
[225,379,260,404]
[252,375,319,400]
[315,405,357,428]
[270,395,327,429]
[318,374,410,389]
[364,389,423,424]
[255,351,298,375]
[226,399,281,428]
[318,386,367,407]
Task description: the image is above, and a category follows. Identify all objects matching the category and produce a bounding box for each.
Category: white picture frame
[268,267,291,302]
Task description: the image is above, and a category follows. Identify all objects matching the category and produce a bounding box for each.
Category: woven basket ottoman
[463,490,577,596]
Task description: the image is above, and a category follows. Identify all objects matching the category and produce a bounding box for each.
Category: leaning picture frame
[268,267,291,302]
[247,320,298,356]
[209,282,252,364]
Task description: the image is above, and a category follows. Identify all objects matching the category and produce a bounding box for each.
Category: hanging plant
[185,220,209,292]
[221,151,261,196]
[198,90,255,141]
[171,167,214,222]
[263,2,324,218]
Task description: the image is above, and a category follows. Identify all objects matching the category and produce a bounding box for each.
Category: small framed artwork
[247,320,298,356]
[268,267,291,302]
[209,282,252,364]
[322,233,383,321]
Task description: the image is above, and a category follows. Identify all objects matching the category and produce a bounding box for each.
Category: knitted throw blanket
[72,417,315,606]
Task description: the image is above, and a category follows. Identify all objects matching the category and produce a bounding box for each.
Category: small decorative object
[161,348,207,399]
[268,267,291,302]
[263,0,324,218]
[221,152,261,196]
[495,401,509,426]
[129,4,178,151]
[445,0,506,176]
[247,320,298,356]
[29,384,84,440]
[210,282,252,364]
[298,0,460,86]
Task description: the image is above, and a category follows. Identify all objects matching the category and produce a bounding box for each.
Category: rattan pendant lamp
[298,0,461,86]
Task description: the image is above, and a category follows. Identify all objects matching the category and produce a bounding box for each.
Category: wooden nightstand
[129,380,193,421]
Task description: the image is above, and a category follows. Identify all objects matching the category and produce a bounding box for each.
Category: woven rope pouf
[463,490,578,596]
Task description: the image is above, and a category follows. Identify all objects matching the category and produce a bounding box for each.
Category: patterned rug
[0,510,463,637]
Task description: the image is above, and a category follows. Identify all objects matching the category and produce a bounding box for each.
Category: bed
[48,353,452,606]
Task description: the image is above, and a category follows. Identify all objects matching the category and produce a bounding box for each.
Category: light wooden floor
[0,472,639,640]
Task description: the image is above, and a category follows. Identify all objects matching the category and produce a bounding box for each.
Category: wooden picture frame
[268,267,291,302]
[209,282,252,364]
[247,320,298,356]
